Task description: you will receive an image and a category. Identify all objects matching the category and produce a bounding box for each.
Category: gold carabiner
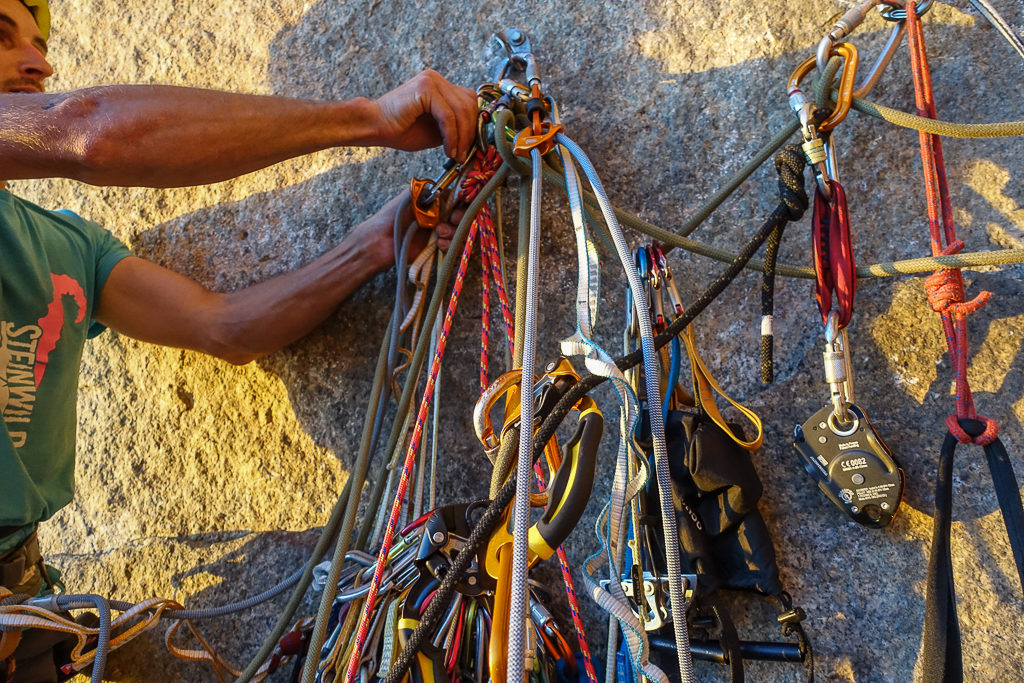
[788,41,860,132]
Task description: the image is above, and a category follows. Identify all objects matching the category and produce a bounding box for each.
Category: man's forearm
[208,227,397,364]
[0,85,383,187]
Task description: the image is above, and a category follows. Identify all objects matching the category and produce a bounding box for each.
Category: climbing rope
[12,12,1024,681]
[902,4,1024,679]
[342,149,502,683]
[381,144,809,683]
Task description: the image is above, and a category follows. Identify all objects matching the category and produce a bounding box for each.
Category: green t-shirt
[0,190,131,552]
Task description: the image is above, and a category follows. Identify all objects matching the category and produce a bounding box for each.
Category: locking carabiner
[492,27,551,138]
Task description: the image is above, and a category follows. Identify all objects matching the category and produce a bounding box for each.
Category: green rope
[355,166,513,550]
[294,72,1024,678]
[852,97,1024,137]
[299,168,510,682]
[235,313,396,682]
[488,182,532,497]
[491,111,1024,280]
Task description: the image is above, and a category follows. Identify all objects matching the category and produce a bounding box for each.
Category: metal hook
[879,0,935,22]
[816,0,880,73]
[492,28,537,85]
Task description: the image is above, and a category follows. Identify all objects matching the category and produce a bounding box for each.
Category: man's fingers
[419,72,476,159]
[428,93,461,159]
[449,85,478,160]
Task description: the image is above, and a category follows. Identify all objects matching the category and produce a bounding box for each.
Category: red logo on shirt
[35,274,87,386]
[0,274,87,448]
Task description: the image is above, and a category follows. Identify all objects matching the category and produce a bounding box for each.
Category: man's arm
[93,194,431,364]
[0,70,478,187]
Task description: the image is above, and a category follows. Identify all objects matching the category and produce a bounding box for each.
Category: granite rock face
[19,0,1024,681]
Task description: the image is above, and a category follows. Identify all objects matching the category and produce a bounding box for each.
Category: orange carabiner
[787,41,860,132]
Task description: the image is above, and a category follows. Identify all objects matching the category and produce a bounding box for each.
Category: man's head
[0,0,51,93]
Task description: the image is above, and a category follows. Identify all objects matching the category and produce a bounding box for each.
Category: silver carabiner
[853,21,906,98]
[816,0,880,73]
[823,311,856,425]
[492,28,538,86]
[879,0,935,22]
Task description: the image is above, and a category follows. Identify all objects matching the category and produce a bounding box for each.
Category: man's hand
[368,70,478,160]
[351,192,462,277]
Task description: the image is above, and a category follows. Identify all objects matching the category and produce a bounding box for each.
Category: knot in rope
[946,414,999,446]
[924,241,993,317]
[774,145,809,221]
[457,147,501,204]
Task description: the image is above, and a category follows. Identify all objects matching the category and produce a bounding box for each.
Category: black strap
[712,600,744,683]
[982,433,1024,591]
[922,420,1024,682]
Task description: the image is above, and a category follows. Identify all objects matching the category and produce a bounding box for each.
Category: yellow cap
[19,0,50,40]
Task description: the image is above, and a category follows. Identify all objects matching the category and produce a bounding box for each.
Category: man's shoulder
[1,190,99,233]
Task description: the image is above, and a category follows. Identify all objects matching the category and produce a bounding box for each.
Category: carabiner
[879,0,934,21]
[646,246,667,333]
[492,28,538,86]
[812,179,857,330]
[628,247,651,338]
[788,41,860,133]
[409,143,479,228]
[853,21,906,99]
[816,0,879,73]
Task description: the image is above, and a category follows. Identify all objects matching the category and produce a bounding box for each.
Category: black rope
[760,220,786,383]
[776,590,814,682]
[381,145,808,683]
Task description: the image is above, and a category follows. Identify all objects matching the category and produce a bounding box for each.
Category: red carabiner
[812,179,857,328]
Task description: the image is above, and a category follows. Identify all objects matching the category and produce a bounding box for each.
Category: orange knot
[923,241,992,317]
[946,414,999,446]
[457,147,502,203]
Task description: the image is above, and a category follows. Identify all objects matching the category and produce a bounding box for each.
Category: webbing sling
[922,420,1024,682]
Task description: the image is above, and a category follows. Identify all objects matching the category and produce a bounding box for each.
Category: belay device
[794,403,904,527]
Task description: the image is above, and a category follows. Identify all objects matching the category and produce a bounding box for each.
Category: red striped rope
[907,1,997,446]
[344,152,499,683]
